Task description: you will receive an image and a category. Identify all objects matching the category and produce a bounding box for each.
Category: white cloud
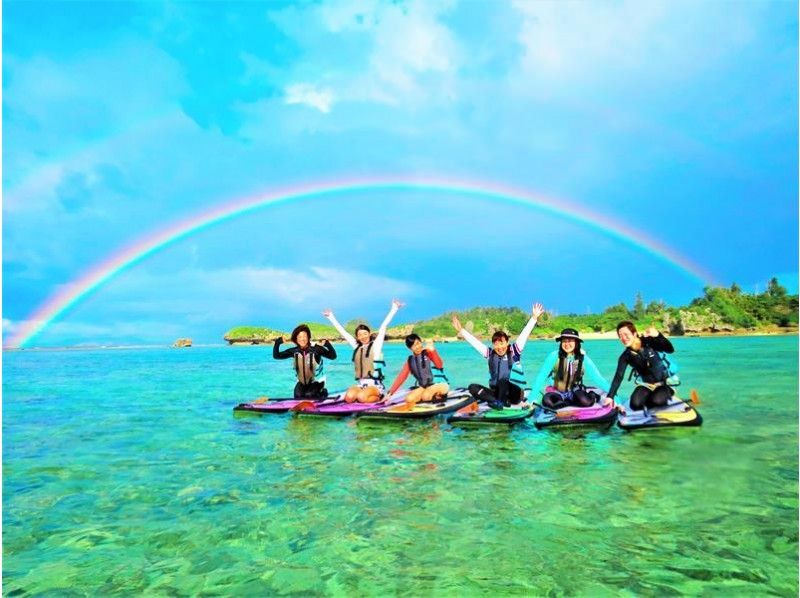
[2,40,188,214]
[86,264,426,319]
[213,265,423,306]
[271,0,461,107]
[366,1,458,92]
[318,0,382,33]
[140,264,423,308]
[13,265,428,346]
[511,0,666,80]
[3,319,21,338]
[3,43,185,141]
[3,318,53,348]
[509,0,762,95]
[284,83,335,113]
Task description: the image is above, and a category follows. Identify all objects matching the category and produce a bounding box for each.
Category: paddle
[386,401,416,412]
[529,401,560,414]
[371,388,419,411]
[554,407,580,418]
[290,400,318,413]
[379,392,436,412]
[689,389,701,405]
[253,396,270,404]
[455,401,480,416]
[655,410,696,422]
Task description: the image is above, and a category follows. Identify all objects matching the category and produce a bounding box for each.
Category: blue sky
[3,0,798,347]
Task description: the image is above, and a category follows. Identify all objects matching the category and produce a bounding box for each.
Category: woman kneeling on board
[323,299,403,403]
[531,327,612,409]
[451,303,545,409]
[273,324,337,398]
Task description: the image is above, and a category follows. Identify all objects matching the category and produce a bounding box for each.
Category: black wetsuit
[469,381,524,408]
[273,339,337,398]
[542,388,596,409]
[607,334,675,410]
[468,346,525,408]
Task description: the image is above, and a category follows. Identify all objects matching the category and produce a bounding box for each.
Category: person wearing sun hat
[531,327,612,409]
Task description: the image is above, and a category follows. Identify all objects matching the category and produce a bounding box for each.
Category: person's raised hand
[644,325,659,338]
[531,303,545,319]
[451,315,463,333]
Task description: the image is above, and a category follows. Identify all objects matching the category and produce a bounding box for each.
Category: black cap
[555,328,581,342]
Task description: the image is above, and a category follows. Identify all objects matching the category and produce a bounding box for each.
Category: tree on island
[632,292,645,320]
[223,278,798,343]
[768,277,787,298]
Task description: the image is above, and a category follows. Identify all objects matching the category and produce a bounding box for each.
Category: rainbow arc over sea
[6,176,715,348]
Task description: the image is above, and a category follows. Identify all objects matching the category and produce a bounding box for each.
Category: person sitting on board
[273,324,337,399]
[531,327,612,410]
[451,303,545,409]
[606,320,676,413]
[383,334,450,408]
[322,299,403,403]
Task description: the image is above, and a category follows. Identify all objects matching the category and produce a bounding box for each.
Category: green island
[224,277,798,344]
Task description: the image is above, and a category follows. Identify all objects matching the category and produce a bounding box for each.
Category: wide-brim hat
[555,328,581,342]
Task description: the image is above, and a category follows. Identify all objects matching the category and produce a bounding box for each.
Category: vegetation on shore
[223,326,289,344]
[224,323,344,345]
[223,278,798,344]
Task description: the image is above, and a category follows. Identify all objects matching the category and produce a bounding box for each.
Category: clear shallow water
[3,336,797,595]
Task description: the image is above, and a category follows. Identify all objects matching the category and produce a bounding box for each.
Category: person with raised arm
[273,324,337,398]
[322,299,404,403]
[451,303,545,409]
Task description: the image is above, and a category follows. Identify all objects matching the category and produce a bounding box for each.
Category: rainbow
[6,176,715,348]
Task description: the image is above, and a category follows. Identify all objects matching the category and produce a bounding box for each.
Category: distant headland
[223,278,798,345]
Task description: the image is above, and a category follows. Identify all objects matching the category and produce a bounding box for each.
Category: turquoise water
[3,336,798,595]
